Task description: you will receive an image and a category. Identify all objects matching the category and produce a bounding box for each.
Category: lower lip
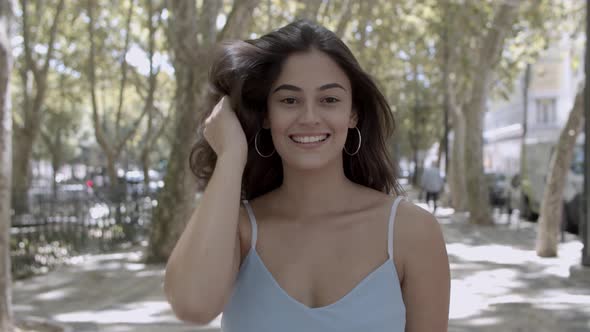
[290,136,330,149]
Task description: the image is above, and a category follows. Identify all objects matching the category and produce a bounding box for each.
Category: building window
[536,98,556,124]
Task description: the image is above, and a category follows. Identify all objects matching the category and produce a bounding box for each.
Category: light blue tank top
[221,196,406,332]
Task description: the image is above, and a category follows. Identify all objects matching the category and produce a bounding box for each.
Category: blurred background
[1,0,589,331]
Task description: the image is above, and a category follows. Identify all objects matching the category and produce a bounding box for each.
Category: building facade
[483,35,584,175]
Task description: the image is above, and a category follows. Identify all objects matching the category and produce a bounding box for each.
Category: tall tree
[147,0,260,262]
[137,0,168,189]
[39,73,82,197]
[87,0,148,195]
[12,0,64,214]
[537,88,584,257]
[463,0,522,225]
[0,0,15,329]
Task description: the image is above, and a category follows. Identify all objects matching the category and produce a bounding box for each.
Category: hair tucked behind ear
[189,19,404,200]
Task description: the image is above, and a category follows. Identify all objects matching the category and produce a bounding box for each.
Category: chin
[279,152,342,172]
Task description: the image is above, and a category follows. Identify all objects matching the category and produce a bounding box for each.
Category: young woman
[165,20,450,332]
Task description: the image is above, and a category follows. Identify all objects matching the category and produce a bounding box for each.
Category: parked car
[506,172,580,234]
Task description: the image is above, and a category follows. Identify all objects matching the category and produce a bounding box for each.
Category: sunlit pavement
[13,192,590,331]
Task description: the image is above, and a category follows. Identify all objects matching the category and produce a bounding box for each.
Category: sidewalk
[441,212,590,331]
[14,200,590,331]
[13,245,216,332]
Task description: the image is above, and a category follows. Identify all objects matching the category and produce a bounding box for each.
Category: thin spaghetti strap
[387,196,405,259]
[242,200,258,249]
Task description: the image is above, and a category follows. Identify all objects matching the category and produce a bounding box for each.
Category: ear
[349,109,358,128]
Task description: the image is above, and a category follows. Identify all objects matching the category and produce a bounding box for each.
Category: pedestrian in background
[420,161,444,214]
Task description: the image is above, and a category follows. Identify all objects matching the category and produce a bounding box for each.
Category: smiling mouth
[289,134,330,144]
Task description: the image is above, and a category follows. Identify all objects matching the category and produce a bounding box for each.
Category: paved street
[13,201,590,331]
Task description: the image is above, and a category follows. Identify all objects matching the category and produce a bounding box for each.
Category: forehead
[272,49,351,91]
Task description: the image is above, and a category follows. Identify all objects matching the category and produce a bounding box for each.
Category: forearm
[164,154,244,321]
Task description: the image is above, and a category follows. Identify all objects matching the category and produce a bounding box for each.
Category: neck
[276,155,356,218]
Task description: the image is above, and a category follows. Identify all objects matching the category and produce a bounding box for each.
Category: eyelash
[322,97,340,104]
[279,97,341,105]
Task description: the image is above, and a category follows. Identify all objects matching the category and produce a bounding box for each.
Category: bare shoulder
[395,199,445,248]
[392,199,448,283]
[394,200,450,330]
[236,191,281,260]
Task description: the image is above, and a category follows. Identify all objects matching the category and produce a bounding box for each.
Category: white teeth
[291,134,328,143]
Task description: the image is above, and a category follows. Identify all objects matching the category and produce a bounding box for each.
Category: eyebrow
[272,83,347,94]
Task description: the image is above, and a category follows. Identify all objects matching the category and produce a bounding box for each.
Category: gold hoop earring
[344,127,361,156]
[255,129,275,158]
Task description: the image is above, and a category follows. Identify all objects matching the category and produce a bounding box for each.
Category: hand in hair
[203,95,248,165]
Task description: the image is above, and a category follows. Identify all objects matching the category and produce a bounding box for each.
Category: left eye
[322,97,340,103]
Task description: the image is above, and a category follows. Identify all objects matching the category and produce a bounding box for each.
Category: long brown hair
[190,19,403,200]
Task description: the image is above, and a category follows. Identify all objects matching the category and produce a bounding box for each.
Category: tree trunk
[449,107,467,211]
[0,0,15,329]
[537,88,584,257]
[146,0,260,263]
[464,98,492,224]
[11,138,30,213]
[51,149,58,198]
[436,136,444,168]
[412,146,419,186]
[464,1,521,225]
[140,0,161,191]
[11,0,64,215]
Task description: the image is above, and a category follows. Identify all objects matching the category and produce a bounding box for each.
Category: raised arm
[164,96,248,324]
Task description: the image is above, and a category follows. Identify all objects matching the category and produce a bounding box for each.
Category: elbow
[170,303,220,325]
[164,276,222,325]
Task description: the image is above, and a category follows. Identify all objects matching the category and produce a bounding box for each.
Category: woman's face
[266,48,356,170]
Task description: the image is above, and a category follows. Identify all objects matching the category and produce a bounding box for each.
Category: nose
[298,103,320,124]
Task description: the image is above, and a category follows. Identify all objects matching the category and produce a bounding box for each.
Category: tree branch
[199,0,223,46]
[20,0,39,81]
[115,103,149,153]
[217,0,260,41]
[115,0,135,142]
[87,0,110,154]
[334,0,353,38]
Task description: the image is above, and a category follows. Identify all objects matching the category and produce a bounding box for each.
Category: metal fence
[10,189,156,279]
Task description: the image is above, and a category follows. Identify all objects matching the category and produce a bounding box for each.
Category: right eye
[280,97,298,105]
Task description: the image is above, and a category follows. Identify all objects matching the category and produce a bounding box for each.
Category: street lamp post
[583,0,590,266]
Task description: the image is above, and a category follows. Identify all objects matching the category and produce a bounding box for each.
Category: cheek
[331,110,354,130]
[267,109,290,133]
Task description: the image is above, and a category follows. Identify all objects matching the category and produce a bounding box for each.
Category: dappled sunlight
[444,219,589,328]
[463,317,502,327]
[447,243,535,264]
[449,269,526,320]
[12,304,34,312]
[434,206,455,218]
[51,300,224,330]
[35,287,75,301]
[124,262,147,271]
[54,301,174,324]
[447,239,583,279]
[449,279,489,319]
[462,268,525,296]
[135,269,165,277]
[537,290,590,304]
